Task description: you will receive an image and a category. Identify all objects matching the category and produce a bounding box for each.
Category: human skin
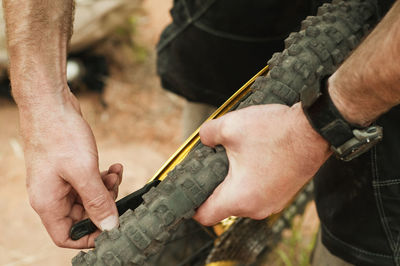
[3,0,120,248]
[194,1,400,225]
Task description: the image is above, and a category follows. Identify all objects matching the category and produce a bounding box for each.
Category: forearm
[330,0,400,126]
[3,0,74,108]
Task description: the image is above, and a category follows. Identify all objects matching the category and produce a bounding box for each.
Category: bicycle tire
[206,0,380,263]
[72,0,378,265]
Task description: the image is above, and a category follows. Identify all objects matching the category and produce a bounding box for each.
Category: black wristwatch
[301,78,383,162]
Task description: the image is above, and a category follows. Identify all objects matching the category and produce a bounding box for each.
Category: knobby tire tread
[72,0,378,265]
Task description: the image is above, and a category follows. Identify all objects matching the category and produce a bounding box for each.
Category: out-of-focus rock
[0,0,142,69]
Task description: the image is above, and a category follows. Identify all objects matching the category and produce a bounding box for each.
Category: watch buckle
[331,125,383,162]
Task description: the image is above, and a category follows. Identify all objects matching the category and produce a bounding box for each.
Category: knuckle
[29,195,47,213]
[234,198,268,220]
[81,161,99,175]
[62,164,98,185]
[194,211,214,226]
[274,205,285,215]
[234,198,252,215]
[85,194,108,211]
[219,119,234,142]
[251,209,271,220]
[199,122,211,136]
[249,204,282,220]
[197,216,214,227]
[234,204,246,216]
[53,238,66,248]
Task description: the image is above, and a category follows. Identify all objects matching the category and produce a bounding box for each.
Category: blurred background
[0,0,318,265]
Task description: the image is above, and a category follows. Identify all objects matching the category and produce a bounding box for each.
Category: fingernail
[100,215,119,231]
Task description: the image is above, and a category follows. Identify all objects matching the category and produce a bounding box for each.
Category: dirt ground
[0,1,319,265]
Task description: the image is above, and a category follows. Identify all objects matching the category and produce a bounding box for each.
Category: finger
[69,201,85,222]
[102,173,119,191]
[41,204,99,249]
[107,163,123,188]
[101,164,123,196]
[104,173,121,200]
[108,163,123,180]
[104,175,120,200]
[108,163,124,189]
[65,229,101,248]
[70,170,119,232]
[100,169,108,177]
[54,226,100,249]
[86,230,101,247]
[52,229,101,249]
[108,189,118,201]
[70,193,116,224]
[193,174,234,226]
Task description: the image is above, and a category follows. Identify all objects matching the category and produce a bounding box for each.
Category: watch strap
[301,78,358,147]
[301,77,383,161]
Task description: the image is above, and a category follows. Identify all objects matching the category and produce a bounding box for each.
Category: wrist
[328,74,373,127]
[17,87,82,145]
[301,77,383,161]
[15,85,77,124]
[8,50,68,110]
[12,79,70,109]
[289,103,331,160]
[328,71,396,127]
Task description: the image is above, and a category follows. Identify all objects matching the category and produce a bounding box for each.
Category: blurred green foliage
[275,217,318,266]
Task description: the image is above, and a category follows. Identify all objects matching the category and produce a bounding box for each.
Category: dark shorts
[156,0,398,265]
[315,105,400,266]
[156,0,327,106]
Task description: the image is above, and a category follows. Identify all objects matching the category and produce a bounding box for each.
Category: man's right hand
[2,0,123,249]
[20,89,121,248]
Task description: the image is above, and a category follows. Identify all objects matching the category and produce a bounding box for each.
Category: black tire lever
[70,179,161,240]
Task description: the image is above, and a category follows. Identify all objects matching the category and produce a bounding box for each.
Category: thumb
[71,171,119,231]
[200,115,230,148]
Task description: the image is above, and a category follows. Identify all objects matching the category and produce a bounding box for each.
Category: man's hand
[194,1,400,225]
[194,103,331,225]
[3,0,123,248]
[21,90,121,248]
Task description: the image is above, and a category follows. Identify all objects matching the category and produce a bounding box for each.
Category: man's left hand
[194,103,331,225]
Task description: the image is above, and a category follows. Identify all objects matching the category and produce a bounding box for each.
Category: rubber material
[72,0,378,265]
